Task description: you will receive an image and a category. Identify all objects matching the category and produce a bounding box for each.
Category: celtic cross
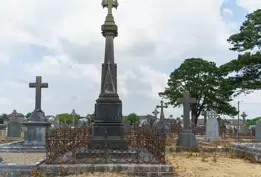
[102,0,119,15]
[156,100,168,120]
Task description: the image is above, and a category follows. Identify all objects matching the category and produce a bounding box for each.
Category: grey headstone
[123,118,130,133]
[255,120,261,141]
[7,110,22,138]
[206,110,220,141]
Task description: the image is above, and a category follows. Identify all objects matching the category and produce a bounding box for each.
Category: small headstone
[123,118,130,133]
[206,110,220,141]
[255,120,261,141]
[7,110,22,138]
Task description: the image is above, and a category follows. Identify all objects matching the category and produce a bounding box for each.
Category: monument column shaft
[104,36,115,63]
[100,35,117,94]
[183,103,190,130]
[35,86,41,110]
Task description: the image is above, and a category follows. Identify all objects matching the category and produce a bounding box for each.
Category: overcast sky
[0,0,260,119]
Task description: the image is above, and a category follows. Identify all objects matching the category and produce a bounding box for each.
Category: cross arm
[102,0,119,9]
[41,83,48,88]
[29,83,36,88]
[176,98,184,104]
[189,98,197,103]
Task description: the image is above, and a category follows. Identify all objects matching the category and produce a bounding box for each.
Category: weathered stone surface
[230,143,261,163]
[23,121,51,146]
[39,163,174,177]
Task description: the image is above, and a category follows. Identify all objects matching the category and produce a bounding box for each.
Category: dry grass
[167,152,261,177]
[0,152,45,164]
[64,172,130,177]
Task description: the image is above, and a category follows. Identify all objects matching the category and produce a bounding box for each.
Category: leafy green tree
[159,58,237,125]
[57,113,79,125]
[0,114,8,124]
[220,9,261,95]
[246,117,261,127]
[26,112,32,118]
[127,113,140,126]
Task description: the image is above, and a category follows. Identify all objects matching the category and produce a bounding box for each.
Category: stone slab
[0,159,45,176]
[230,143,261,163]
[39,163,174,177]
[0,141,45,153]
[51,148,159,164]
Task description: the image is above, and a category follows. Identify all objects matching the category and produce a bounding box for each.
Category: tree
[26,112,32,118]
[0,114,8,124]
[220,9,261,95]
[246,117,261,127]
[159,58,237,125]
[57,113,80,125]
[127,113,140,126]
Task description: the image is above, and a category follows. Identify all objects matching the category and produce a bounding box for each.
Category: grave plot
[166,151,261,177]
[0,152,45,164]
[0,137,22,144]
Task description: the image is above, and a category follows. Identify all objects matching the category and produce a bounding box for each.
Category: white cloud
[0,0,259,118]
[223,8,233,17]
[237,0,261,12]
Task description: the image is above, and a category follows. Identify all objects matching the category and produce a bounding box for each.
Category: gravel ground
[0,152,46,164]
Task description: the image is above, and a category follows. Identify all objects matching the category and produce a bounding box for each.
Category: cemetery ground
[1,137,261,177]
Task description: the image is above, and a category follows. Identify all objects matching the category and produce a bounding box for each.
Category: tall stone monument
[90,0,126,149]
[176,91,198,150]
[22,76,51,146]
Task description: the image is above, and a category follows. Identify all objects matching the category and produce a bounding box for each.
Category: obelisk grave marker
[90,0,127,149]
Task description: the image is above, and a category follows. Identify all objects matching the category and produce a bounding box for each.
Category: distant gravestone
[123,118,130,133]
[239,112,248,135]
[7,110,22,137]
[255,120,261,141]
[153,100,170,134]
[206,110,220,141]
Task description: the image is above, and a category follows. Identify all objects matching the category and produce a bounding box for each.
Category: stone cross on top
[102,0,119,15]
[11,110,18,117]
[177,91,196,130]
[29,76,48,111]
[152,108,159,118]
[241,112,247,124]
[156,100,168,120]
